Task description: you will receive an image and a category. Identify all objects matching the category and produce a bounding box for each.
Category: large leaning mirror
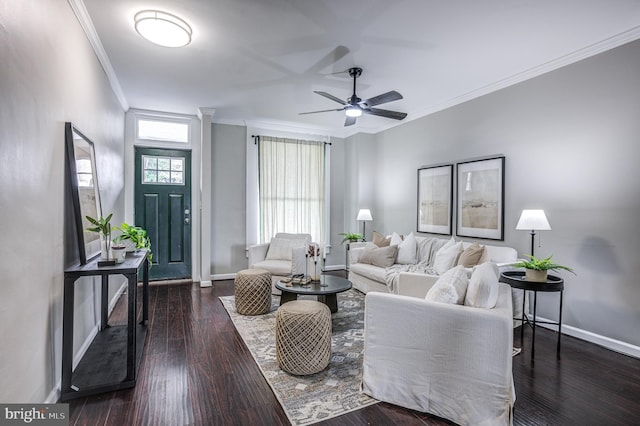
[65,122,103,264]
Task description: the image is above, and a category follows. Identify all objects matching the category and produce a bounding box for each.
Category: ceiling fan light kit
[345,106,362,117]
[300,67,407,126]
[134,10,192,48]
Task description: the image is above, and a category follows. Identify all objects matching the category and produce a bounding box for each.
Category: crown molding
[197,107,216,120]
[411,25,640,123]
[68,0,129,111]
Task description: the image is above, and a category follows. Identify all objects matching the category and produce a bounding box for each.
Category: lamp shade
[516,209,551,230]
[356,209,373,221]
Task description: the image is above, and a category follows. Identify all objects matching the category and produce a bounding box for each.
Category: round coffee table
[275,275,352,313]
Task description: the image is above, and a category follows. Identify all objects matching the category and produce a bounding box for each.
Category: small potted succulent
[510,254,575,282]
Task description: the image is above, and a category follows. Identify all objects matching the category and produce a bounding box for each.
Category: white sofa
[362,264,515,425]
[349,234,518,296]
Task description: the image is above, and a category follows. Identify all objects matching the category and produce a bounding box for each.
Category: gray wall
[351,39,640,348]
[211,123,247,275]
[208,125,348,274]
[0,1,125,402]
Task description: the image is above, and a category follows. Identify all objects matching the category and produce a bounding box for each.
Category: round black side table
[499,271,564,360]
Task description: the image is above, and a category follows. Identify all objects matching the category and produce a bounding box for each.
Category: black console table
[499,270,564,360]
[61,250,149,401]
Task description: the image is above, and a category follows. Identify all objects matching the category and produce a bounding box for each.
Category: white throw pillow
[394,232,417,264]
[464,262,500,309]
[425,265,469,304]
[433,241,463,275]
[265,237,305,261]
[390,232,403,245]
[441,236,456,250]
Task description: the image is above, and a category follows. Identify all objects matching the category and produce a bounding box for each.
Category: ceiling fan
[299,67,407,126]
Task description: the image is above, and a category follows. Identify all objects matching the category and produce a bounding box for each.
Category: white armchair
[362,282,515,425]
[247,233,312,293]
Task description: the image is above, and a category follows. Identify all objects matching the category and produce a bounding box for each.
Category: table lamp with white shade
[356,209,373,241]
[516,209,551,257]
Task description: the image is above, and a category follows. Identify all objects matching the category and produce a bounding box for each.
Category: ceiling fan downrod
[348,67,362,104]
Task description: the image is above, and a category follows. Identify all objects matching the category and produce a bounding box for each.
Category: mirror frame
[65,122,103,264]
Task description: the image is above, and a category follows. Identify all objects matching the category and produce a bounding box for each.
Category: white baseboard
[74,325,99,370]
[111,281,127,312]
[45,384,60,404]
[72,282,127,370]
[200,279,213,287]
[211,274,235,281]
[536,315,640,359]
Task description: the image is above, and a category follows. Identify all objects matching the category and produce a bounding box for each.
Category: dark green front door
[135,148,191,280]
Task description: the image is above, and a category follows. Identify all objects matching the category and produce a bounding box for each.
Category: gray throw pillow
[359,244,398,268]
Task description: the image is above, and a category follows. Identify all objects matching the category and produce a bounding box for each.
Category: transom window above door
[142,155,185,185]
[137,118,189,143]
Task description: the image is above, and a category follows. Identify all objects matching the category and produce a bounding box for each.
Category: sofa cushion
[456,243,485,267]
[433,240,464,275]
[350,262,388,283]
[425,265,468,304]
[252,259,292,276]
[464,262,500,308]
[372,231,391,247]
[391,232,417,264]
[359,243,398,268]
[265,237,307,261]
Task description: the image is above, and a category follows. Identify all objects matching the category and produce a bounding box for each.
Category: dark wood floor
[68,272,640,425]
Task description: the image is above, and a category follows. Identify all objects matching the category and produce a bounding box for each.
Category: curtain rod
[251,134,331,146]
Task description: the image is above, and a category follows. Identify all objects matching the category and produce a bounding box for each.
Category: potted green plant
[339,232,364,245]
[111,234,127,264]
[113,223,153,264]
[510,254,575,282]
[85,213,113,260]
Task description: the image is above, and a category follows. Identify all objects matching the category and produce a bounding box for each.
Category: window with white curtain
[258,136,325,243]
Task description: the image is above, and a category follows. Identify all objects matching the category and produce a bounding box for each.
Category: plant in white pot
[510,254,575,282]
[111,235,127,264]
[339,232,364,245]
[113,223,153,265]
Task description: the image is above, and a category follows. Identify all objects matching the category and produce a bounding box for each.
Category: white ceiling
[80,0,640,137]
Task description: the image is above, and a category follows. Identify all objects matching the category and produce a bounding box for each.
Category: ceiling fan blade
[364,107,407,120]
[299,108,344,115]
[361,90,403,107]
[314,91,347,105]
[344,115,357,126]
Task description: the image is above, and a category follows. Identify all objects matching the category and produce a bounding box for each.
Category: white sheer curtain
[258,136,325,243]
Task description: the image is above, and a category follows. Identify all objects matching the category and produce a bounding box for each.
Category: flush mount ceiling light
[134,10,192,48]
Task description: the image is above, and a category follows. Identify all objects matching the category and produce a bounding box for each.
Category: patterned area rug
[219,289,378,425]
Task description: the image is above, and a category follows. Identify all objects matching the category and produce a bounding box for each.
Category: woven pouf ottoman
[234,269,272,315]
[275,300,332,375]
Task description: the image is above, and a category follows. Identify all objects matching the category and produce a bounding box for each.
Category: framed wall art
[456,156,505,240]
[417,164,453,235]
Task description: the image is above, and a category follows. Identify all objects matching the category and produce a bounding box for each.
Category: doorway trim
[125,108,209,286]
